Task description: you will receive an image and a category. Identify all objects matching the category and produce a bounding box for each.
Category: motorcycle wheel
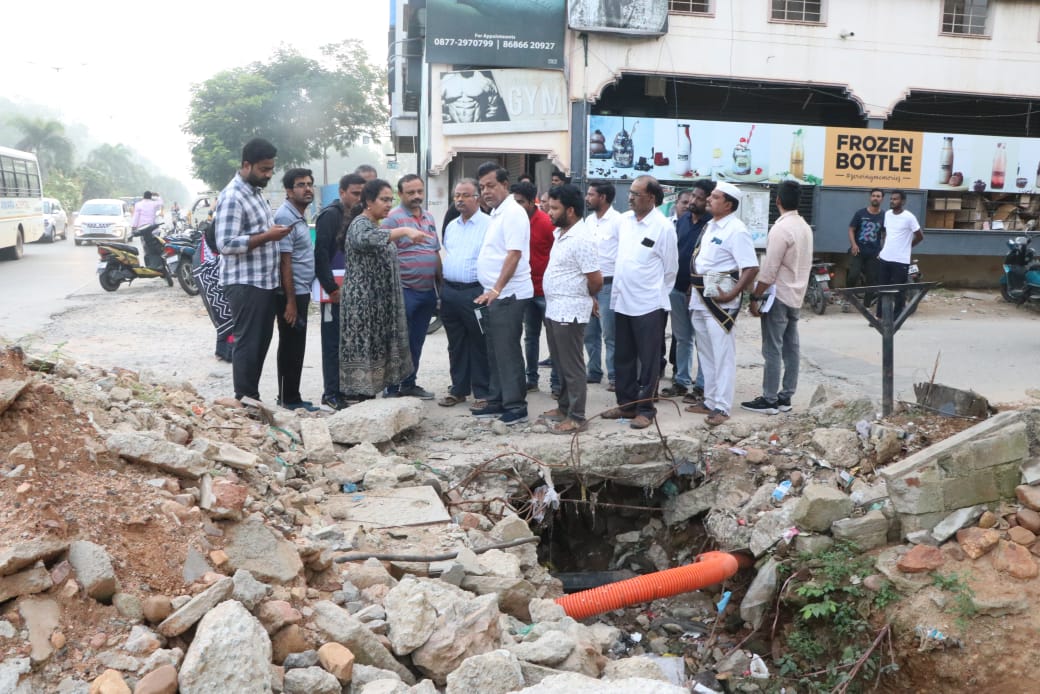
[427,315,443,335]
[99,266,122,292]
[808,282,826,315]
[1001,282,1014,303]
[177,260,199,296]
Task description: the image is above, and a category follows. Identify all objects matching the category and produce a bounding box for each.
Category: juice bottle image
[938,137,953,185]
[732,138,751,176]
[991,142,1006,190]
[790,129,805,181]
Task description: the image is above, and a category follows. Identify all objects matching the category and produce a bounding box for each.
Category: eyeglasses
[293,182,315,189]
[453,193,476,199]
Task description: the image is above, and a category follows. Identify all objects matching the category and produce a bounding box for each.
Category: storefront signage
[568,0,669,36]
[440,70,568,136]
[824,128,922,188]
[586,116,1040,192]
[425,0,565,70]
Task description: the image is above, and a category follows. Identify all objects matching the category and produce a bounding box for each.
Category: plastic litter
[772,480,792,501]
[855,419,872,438]
[837,470,854,489]
[716,590,732,614]
[748,654,769,679]
[341,482,358,493]
[915,625,962,652]
[728,447,747,456]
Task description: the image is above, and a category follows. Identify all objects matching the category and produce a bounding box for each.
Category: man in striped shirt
[214,138,292,401]
[382,174,441,400]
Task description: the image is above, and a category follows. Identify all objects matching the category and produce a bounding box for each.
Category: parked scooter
[1000,235,1040,303]
[805,259,835,314]
[96,224,173,292]
[164,228,202,296]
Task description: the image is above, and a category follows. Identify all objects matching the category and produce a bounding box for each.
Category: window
[771,0,823,24]
[669,0,712,14]
[941,0,989,36]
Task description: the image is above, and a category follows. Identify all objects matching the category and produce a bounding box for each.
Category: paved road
[2,240,1039,410]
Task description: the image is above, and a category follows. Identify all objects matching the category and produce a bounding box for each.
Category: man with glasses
[382,174,441,400]
[602,175,677,430]
[438,179,492,408]
[273,168,319,410]
[215,138,292,403]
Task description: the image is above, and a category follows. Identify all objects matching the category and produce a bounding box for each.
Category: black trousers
[226,284,277,401]
[441,282,490,400]
[877,260,909,318]
[615,309,667,418]
[275,292,311,404]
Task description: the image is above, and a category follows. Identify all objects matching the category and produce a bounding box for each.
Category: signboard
[440,70,568,136]
[586,115,1040,192]
[425,0,565,70]
[824,128,922,189]
[568,0,669,36]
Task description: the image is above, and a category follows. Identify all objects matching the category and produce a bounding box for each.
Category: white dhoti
[690,309,737,415]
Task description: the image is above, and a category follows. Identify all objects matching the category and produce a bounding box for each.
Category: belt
[444,280,481,290]
[602,276,613,284]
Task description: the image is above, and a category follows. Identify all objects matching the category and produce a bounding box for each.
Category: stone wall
[881,408,1040,537]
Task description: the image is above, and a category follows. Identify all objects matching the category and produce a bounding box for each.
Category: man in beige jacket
[742,180,812,415]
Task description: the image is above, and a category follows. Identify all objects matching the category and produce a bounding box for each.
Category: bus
[0,146,45,260]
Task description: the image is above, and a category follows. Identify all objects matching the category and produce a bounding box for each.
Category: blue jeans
[584,281,615,383]
[389,287,437,392]
[668,289,703,389]
[524,296,559,391]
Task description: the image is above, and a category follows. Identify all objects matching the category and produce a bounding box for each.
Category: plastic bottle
[991,142,1006,190]
[673,123,692,176]
[938,137,953,185]
[790,129,805,181]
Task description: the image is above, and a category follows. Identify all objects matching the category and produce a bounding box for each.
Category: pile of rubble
[4,341,1040,693]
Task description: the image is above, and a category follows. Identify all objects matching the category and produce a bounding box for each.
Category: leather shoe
[601,407,637,419]
[630,415,653,430]
[685,403,713,415]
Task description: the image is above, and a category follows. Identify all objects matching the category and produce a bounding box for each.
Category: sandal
[539,408,567,422]
[437,394,467,407]
[551,418,588,435]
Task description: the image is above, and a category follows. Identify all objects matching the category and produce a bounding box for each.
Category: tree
[184,40,388,189]
[7,115,74,178]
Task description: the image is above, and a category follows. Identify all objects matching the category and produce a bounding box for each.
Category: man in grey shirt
[273,167,318,411]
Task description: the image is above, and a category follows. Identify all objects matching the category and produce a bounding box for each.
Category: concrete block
[961,421,1028,470]
[941,471,998,510]
[994,463,1022,498]
[831,511,890,551]
[884,462,943,515]
[898,511,948,539]
[1020,457,1040,485]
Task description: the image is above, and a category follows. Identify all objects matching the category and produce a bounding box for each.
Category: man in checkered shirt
[214,138,292,401]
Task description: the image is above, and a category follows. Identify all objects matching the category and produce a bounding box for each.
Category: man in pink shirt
[743,180,812,415]
[131,191,163,229]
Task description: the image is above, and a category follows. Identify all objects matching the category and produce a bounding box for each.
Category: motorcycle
[1000,235,1040,303]
[96,224,174,292]
[164,228,202,296]
[805,259,835,314]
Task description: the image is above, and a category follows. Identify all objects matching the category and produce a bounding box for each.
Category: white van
[0,146,45,260]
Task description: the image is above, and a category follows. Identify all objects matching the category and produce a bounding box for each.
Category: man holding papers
[742,180,813,416]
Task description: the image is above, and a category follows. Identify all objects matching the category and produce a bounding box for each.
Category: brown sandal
[437,394,467,407]
[551,418,588,435]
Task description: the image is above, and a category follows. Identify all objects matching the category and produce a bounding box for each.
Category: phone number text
[432,38,556,51]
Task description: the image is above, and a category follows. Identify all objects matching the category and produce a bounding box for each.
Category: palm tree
[7,116,74,178]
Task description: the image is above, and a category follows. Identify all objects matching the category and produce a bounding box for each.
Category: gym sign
[824,127,923,187]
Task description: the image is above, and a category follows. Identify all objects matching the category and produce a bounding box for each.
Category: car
[40,197,69,242]
[73,198,133,245]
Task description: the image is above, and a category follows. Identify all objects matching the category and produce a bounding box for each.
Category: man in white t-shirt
[583,181,622,389]
[877,189,923,318]
[472,162,534,426]
[687,181,759,427]
[602,175,678,430]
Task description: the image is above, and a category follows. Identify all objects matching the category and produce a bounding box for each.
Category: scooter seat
[107,243,139,254]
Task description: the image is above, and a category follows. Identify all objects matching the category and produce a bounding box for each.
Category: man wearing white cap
[686,181,759,426]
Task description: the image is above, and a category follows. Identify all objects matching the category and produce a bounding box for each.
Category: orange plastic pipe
[555,551,747,620]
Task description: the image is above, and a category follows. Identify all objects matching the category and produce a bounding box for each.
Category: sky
[6,0,392,196]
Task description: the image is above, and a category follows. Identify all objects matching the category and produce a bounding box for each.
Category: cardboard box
[926,210,956,228]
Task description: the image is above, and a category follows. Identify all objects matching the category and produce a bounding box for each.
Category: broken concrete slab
[831,510,890,551]
[930,505,985,543]
[224,520,303,584]
[739,556,779,630]
[157,577,234,637]
[327,398,424,444]
[792,484,853,533]
[311,601,416,684]
[106,432,208,478]
[298,419,336,463]
[19,597,61,663]
[67,541,117,602]
[0,539,69,577]
[0,565,53,604]
[748,504,798,557]
[810,428,862,468]
[321,485,450,529]
[0,379,30,416]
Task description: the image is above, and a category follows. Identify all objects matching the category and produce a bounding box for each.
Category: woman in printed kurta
[339,179,426,398]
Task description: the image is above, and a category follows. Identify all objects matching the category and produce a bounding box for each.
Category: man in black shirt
[313,173,365,409]
[846,188,884,307]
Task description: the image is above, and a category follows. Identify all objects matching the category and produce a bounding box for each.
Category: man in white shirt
[583,181,622,389]
[877,189,924,318]
[539,184,602,435]
[687,181,759,427]
[438,178,491,409]
[473,162,533,426]
[602,175,678,430]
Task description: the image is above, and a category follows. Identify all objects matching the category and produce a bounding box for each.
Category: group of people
[204,137,923,430]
